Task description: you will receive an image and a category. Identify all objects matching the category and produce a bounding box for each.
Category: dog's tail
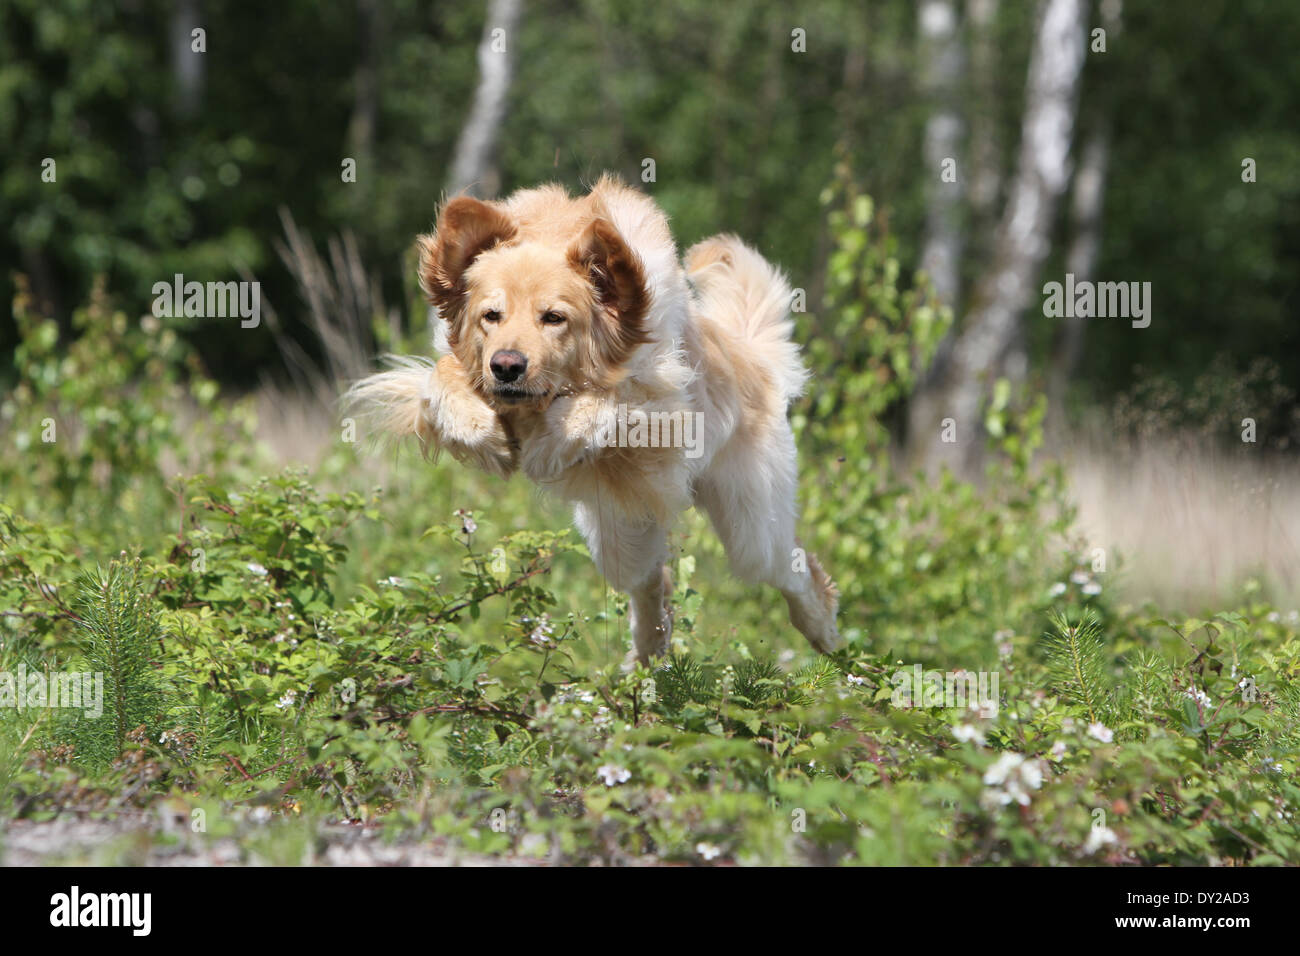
[684,234,808,404]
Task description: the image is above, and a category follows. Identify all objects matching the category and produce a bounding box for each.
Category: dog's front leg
[627,563,674,666]
[426,355,518,477]
[573,502,674,667]
[349,355,517,477]
[519,391,617,481]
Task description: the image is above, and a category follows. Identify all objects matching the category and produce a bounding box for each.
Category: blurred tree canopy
[2,0,1297,414]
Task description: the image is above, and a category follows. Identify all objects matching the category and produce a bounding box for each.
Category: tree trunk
[965,0,1002,234]
[907,0,1088,476]
[917,0,965,312]
[447,0,523,198]
[169,0,205,119]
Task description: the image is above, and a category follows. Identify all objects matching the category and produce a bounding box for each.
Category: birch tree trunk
[918,0,965,311]
[966,0,1002,233]
[447,0,523,198]
[907,0,1088,475]
[169,0,205,119]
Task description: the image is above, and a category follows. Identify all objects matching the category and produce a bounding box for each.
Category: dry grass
[1060,428,1300,612]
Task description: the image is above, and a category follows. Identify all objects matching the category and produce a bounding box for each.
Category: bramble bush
[1,181,1297,865]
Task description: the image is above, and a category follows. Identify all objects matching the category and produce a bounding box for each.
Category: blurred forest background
[3,0,1299,605]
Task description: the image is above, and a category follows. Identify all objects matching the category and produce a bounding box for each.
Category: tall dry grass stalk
[244,209,414,468]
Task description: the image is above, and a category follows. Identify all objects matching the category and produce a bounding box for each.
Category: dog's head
[418,196,652,408]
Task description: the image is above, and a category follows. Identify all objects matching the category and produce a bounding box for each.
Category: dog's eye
[482,309,502,323]
[541,310,567,325]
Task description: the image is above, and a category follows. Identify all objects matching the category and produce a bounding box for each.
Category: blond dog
[350,176,840,664]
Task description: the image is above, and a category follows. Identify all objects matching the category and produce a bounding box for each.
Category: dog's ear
[418,197,517,342]
[567,217,652,368]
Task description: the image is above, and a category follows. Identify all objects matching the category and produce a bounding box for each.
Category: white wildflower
[953,724,986,746]
[596,764,631,787]
[528,613,555,646]
[981,752,1045,808]
[1087,722,1114,743]
[454,508,477,535]
[695,842,722,861]
[1185,686,1211,707]
[1084,825,1118,854]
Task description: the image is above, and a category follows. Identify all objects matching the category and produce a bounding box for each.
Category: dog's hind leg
[696,426,841,655]
[573,502,674,666]
[780,545,840,655]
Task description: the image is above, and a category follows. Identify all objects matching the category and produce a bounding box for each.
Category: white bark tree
[966,0,1002,230]
[918,0,966,311]
[447,0,524,198]
[908,0,1089,474]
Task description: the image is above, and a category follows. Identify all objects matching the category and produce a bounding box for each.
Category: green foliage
[1043,611,1110,726]
[1,277,257,533]
[805,155,953,458]
[67,559,169,768]
[794,172,1075,668]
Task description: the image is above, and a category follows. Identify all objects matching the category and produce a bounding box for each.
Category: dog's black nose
[489,350,528,383]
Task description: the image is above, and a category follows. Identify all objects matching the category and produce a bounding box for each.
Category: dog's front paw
[520,392,613,480]
[429,357,517,477]
[441,411,516,478]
